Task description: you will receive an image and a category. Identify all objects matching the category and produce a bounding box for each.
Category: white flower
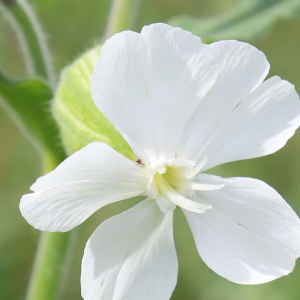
[20,23,300,299]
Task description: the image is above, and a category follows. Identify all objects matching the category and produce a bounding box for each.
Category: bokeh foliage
[169,0,300,42]
[0,0,300,299]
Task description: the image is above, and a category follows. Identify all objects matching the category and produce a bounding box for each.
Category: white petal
[91,23,218,164]
[20,142,148,232]
[184,175,300,284]
[81,198,177,300]
[209,40,270,103]
[198,77,300,169]
[179,40,271,163]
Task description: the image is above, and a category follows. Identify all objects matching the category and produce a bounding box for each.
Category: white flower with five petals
[20,23,300,300]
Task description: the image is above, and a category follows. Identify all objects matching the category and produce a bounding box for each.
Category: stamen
[168,155,208,180]
[155,174,211,213]
[184,155,208,179]
[163,173,192,189]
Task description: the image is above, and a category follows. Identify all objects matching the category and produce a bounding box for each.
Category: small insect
[136,158,143,165]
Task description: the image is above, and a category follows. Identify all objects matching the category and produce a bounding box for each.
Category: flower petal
[197,76,300,169]
[184,175,300,284]
[81,198,177,300]
[91,23,218,164]
[209,40,270,105]
[179,40,272,164]
[20,142,148,232]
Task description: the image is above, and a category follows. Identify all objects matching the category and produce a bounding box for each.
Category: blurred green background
[0,0,300,299]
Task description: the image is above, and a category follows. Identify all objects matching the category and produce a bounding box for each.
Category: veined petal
[184,175,300,284]
[195,76,300,169]
[209,40,270,103]
[91,23,218,164]
[81,198,177,300]
[179,40,271,163]
[20,142,148,232]
[31,142,147,192]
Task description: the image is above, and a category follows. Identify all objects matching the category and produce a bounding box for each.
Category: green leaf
[0,74,65,163]
[168,0,300,42]
[53,46,136,161]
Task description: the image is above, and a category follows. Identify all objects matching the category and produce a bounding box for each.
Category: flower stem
[25,150,73,300]
[104,0,141,39]
[25,231,74,300]
[0,0,55,88]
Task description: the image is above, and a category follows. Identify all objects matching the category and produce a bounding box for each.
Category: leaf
[0,73,65,162]
[53,46,136,161]
[168,0,300,42]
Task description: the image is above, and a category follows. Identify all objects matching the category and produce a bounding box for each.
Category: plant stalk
[104,0,141,39]
[0,0,55,88]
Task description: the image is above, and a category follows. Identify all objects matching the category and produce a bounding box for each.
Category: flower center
[144,156,224,213]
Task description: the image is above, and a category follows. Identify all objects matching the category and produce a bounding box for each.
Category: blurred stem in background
[25,219,74,300]
[0,0,141,299]
[24,154,72,300]
[105,0,141,39]
[0,0,55,88]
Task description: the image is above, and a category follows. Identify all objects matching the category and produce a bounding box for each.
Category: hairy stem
[25,231,75,300]
[24,150,74,300]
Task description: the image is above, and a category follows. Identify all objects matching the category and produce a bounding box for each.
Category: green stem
[104,0,141,39]
[25,151,73,300]
[25,231,74,300]
[0,0,55,88]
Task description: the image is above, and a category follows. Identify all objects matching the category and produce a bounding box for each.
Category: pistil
[154,173,210,213]
[145,156,224,214]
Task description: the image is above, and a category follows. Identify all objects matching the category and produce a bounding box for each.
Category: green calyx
[52,46,136,161]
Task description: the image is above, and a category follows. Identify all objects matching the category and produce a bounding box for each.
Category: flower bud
[52,46,136,160]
